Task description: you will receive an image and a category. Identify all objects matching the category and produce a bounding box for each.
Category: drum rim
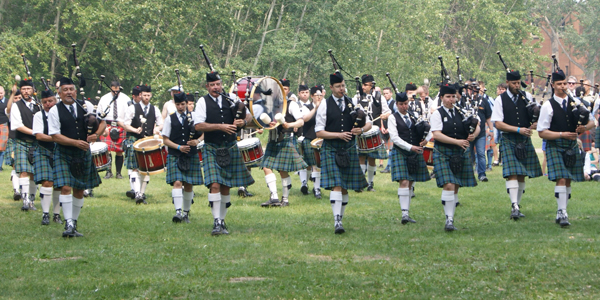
[237,137,261,148]
[90,142,108,153]
[133,136,164,151]
[247,76,288,130]
[310,138,323,149]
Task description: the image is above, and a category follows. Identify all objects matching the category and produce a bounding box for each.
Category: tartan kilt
[203,141,255,188]
[53,145,102,190]
[99,124,126,152]
[390,147,430,182]
[546,139,584,182]
[596,126,600,149]
[0,123,8,151]
[124,136,139,169]
[358,145,388,159]
[433,143,477,188]
[499,133,542,179]
[14,139,36,174]
[260,136,308,172]
[300,138,318,167]
[34,145,55,184]
[4,138,14,166]
[166,154,204,186]
[320,139,368,191]
[579,130,593,152]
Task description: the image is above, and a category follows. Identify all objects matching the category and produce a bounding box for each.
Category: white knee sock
[299,169,307,185]
[330,191,343,219]
[367,165,376,183]
[442,190,455,219]
[19,178,29,200]
[29,180,37,201]
[360,164,367,174]
[398,187,410,212]
[220,194,230,220]
[312,171,321,190]
[129,171,138,192]
[208,193,221,220]
[40,187,53,213]
[52,190,61,214]
[172,189,183,211]
[11,170,20,190]
[555,186,567,211]
[517,181,525,205]
[566,186,571,205]
[281,177,291,200]
[72,197,84,221]
[140,175,150,195]
[183,191,193,214]
[506,180,519,205]
[341,193,349,217]
[265,173,278,199]
[60,194,73,220]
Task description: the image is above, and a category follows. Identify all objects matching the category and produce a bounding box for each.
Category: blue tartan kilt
[203,141,255,188]
[300,138,318,167]
[596,126,600,149]
[34,145,55,184]
[124,136,139,170]
[358,145,388,159]
[499,133,543,178]
[53,145,102,190]
[14,139,36,174]
[4,138,14,166]
[260,136,308,172]
[433,143,477,188]
[166,154,204,186]
[546,138,584,182]
[390,147,430,182]
[320,139,368,191]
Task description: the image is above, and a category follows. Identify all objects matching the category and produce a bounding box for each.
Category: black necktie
[403,115,411,128]
[69,105,76,119]
[338,99,344,111]
[450,108,455,119]
[513,95,518,104]
[143,105,148,116]
[113,99,118,120]
[29,103,34,112]
[562,99,567,112]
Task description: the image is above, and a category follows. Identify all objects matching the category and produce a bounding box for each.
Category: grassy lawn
[1,135,600,299]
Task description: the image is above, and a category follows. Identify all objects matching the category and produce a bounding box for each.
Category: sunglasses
[568,82,576,85]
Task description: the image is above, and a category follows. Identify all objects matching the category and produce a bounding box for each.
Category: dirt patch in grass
[353,255,391,262]
[307,254,333,261]
[229,277,267,283]
[34,256,83,262]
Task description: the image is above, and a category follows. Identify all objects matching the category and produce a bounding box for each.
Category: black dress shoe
[334,222,345,234]
[367,182,375,192]
[510,204,520,220]
[41,213,50,225]
[220,220,229,235]
[479,175,488,182]
[301,184,309,195]
[126,190,136,199]
[444,218,456,231]
[211,219,222,235]
[72,220,83,237]
[182,214,190,223]
[103,170,113,179]
[135,194,145,204]
[313,188,322,199]
[261,198,281,207]
[13,190,21,201]
[173,211,183,223]
[380,167,390,173]
[401,215,416,224]
[21,199,29,211]
[559,216,570,227]
[53,214,63,224]
[115,173,123,179]
[281,200,289,207]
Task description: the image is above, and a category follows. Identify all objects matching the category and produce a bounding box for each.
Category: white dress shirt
[430,106,454,132]
[537,94,580,132]
[123,102,163,127]
[315,95,371,133]
[387,113,414,151]
[48,100,98,135]
[32,111,46,135]
[96,92,131,122]
[490,90,534,123]
[162,111,196,138]
[351,91,391,118]
[10,99,37,130]
[163,100,177,116]
[194,93,249,124]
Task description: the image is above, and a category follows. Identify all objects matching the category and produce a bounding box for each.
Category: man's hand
[282,122,291,129]
[221,124,238,135]
[136,127,143,134]
[576,125,587,134]
[179,145,191,153]
[381,127,388,134]
[339,132,353,142]
[233,119,245,128]
[419,140,428,147]
[153,128,161,135]
[75,140,90,151]
[518,127,533,137]
[410,145,423,153]
[87,134,98,143]
[187,140,199,147]
[456,139,470,150]
[467,133,476,142]
[529,122,537,130]
[562,132,578,141]
[350,128,363,135]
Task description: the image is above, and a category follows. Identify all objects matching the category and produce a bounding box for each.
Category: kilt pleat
[596,126,600,149]
[124,136,139,169]
[390,147,430,182]
[546,138,584,182]
[260,136,307,172]
[166,155,204,186]
[300,138,318,166]
[358,145,388,159]
[433,143,477,188]
[4,138,14,166]
[499,133,543,178]
[34,145,55,184]
[203,141,255,188]
[99,124,126,152]
[0,123,8,151]
[53,145,102,190]
[320,139,368,191]
[14,139,36,174]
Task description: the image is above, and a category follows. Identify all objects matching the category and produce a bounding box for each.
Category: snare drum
[237,138,264,166]
[133,136,168,175]
[357,125,383,153]
[197,140,204,162]
[423,141,434,166]
[310,138,323,168]
[90,142,111,171]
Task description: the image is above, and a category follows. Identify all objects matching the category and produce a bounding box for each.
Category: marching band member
[194,71,254,236]
[430,83,480,231]
[32,87,63,225]
[296,84,312,194]
[491,70,542,220]
[316,71,371,234]
[161,86,184,120]
[537,69,594,227]
[380,87,396,173]
[4,85,21,200]
[123,84,163,204]
[162,92,203,223]
[387,92,430,224]
[48,77,105,237]
[298,86,323,199]
[124,85,142,199]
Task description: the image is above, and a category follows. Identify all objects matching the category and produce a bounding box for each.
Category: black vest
[437,107,468,148]
[168,112,199,157]
[282,100,296,133]
[0,98,9,124]
[393,112,420,147]
[57,102,87,151]
[324,95,354,142]
[203,95,236,144]
[302,103,317,140]
[15,100,40,142]
[501,92,531,127]
[128,103,156,139]
[38,110,55,151]
[549,97,577,133]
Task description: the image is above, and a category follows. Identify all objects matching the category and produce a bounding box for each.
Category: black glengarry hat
[206,71,221,83]
[298,84,308,92]
[405,82,417,91]
[439,84,457,96]
[361,74,374,84]
[395,92,408,103]
[506,70,521,81]
[329,72,344,85]
[552,69,566,82]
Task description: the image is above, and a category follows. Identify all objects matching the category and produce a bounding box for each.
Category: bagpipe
[327,49,365,128]
[550,55,590,126]
[386,72,430,141]
[438,55,479,134]
[174,68,199,142]
[71,43,100,136]
[19,53,43,111]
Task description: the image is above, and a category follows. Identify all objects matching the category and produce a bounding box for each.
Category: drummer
[32,87,63,226]
[430,83,479,231]
[123,84,163,204]
[162,91,203,223]
[352,74,391,192]
[298,86,324,199]
[387,92,430,224]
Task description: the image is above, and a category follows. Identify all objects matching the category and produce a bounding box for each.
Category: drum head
[133,137,163,151]
[90,142,108,154]
[237,137,260,148]
[245,76,287,130]
[310,138,323,148]
[365,125,380,136]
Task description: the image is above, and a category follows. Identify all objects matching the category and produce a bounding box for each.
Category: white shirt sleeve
[124,105,135,126]
[194,97,208,124]
[32,111,44,135]
[48,106,61,135]
[490,95,504,122]
[430,110,443,132]
[314,99,328,132]
[288,101,303,120]
[584,152,591,175]
[537,100,554,132]
[10,101,23,130]
[381,99,391,115]
[154,106,163,126]
[161,114,172,138]
[388,114,413,151]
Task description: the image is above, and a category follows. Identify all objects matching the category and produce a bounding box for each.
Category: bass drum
[233,76,287,130]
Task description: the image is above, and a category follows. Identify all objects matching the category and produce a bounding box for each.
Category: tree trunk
[268,3,285,75]
[251,0,276,75]
[50,2,62,82]
[283,0,309,79]
[374,29,383,68]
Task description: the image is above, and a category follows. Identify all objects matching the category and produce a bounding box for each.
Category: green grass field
[1,135,600,299]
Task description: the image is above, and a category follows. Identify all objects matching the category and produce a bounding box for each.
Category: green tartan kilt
[320,139,368,191]
[4,138,14,166]
[433,142,477,188]
[34,145,55,184]
[14,139,36,174]
[358,145,388,159]
[203,141,255,188]
[124,136,139,170]
[165,154,204,186]
[546,138,584,182]
[260,136,307,172]
[53,145,102,190]
[596,126,600,149]
[499,133,543,179]
[300,138,318,167]
[390,147,430,182]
